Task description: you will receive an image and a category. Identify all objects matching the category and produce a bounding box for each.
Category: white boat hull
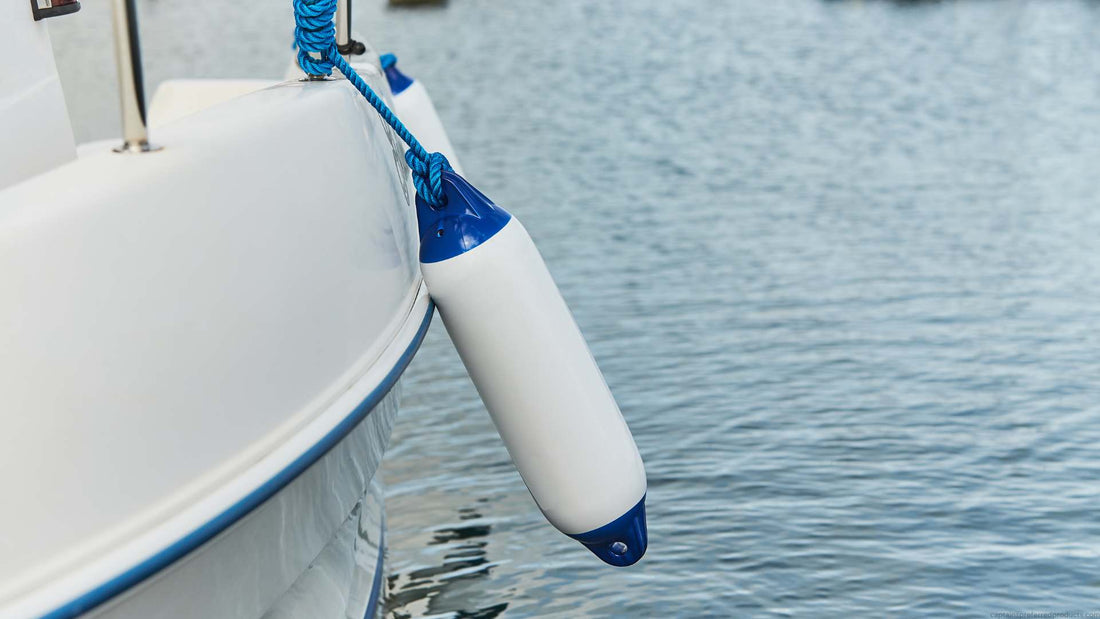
[0,59,427,617]
[84,296,431,619]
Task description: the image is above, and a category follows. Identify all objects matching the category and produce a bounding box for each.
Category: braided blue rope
[293,0,336,76]
[293,0,451,207]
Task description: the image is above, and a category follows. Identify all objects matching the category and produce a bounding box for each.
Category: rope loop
[293,0,337,76]
[293,0,450,208]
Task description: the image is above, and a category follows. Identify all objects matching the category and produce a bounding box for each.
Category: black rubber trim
[338,39,368,56]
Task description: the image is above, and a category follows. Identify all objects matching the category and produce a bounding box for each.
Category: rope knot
[293,0,337,77]
[406,151,452,209]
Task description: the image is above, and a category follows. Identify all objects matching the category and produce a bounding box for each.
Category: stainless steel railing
[110,0,160,153]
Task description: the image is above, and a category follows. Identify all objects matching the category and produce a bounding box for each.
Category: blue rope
[293,0,451,207]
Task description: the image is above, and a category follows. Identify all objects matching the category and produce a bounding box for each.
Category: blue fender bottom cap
[416,170,512,264]
[568,495,648,567]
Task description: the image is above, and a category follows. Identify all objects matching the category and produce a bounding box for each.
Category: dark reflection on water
[384,500,509,618]
[387,0,450,9]
[49,0,1100,617]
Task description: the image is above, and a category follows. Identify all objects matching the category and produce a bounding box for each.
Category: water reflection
[387,0,449,10]
[385,501,509,618]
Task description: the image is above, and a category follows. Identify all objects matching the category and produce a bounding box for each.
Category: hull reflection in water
[384,500,508,619]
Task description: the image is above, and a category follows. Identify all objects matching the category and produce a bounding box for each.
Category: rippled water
[52,1,1100,617]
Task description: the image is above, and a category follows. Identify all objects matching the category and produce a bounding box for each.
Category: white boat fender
[380,53,465,175]
[290,1,645,566]
[416,170,649,567]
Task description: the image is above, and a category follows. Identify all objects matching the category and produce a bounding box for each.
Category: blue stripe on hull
[363,517,386,619]
[42,302,434,619]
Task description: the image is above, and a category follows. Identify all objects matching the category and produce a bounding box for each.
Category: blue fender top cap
[416,170,512,264]
[568,496,648,567]
[379,53,414,95]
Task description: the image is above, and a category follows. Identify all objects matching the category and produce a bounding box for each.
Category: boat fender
[290,2,646,565]
[416,170,648,567]
[380,53,465,175]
